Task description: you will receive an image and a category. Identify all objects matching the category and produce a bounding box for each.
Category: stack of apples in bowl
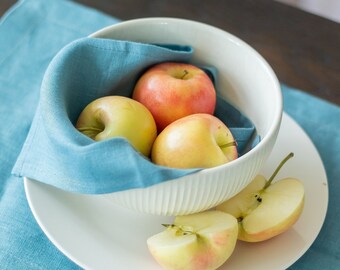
[76,62,237,168]
[74,18,306,269]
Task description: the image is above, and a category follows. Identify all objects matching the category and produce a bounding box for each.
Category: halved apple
[147,210,238,270]
[216,153,305,242]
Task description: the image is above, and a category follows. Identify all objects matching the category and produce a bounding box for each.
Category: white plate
[24,113,328,270]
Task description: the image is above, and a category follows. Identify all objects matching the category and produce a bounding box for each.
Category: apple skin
[151,113,238,169]
[147,210,238,270]
[216,175,305,242]
[75,95,157,157]
[132,62,216,131]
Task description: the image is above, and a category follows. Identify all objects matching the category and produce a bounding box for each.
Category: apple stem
[263,152,294,189]
[181,70,189,79]
[77,126,103,132]
[220,141,238,149]
[77,126,104,140]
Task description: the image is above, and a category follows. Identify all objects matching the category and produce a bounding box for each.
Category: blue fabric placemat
[0,0,118,269]
[0,0,339,269]
[281,85,340,269]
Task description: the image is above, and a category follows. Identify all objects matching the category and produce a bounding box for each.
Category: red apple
[151,113,238,169]
[132,62,216,131]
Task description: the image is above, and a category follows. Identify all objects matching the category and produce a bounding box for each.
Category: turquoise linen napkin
[10,31,256,195]
[1,0,339,269]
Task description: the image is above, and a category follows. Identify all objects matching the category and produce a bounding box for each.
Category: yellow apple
[147,210,238,270]
[75,95,157,157]
[216,153,305,242]
[151,113,238,169]
[132,62,216,131]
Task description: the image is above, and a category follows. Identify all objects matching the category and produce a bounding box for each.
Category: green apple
[216,153,305,242]
[75,95,157,157]
[151,113,238,169]
[147,210,238,270]
[133,62,216,131]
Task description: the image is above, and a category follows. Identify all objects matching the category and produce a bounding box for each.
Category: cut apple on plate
[147,210,238,270]
[216,152,305,242]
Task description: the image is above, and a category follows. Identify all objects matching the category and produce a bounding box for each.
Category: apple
[216,153,305,242]
[132,62,216,131]
[151,113,238,169]
[75,95,157,157]
[147,210,238,270]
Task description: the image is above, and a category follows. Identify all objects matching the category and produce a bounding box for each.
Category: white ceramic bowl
[92,18,282,216]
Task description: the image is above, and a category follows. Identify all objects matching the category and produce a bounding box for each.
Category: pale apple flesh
[151,113,238,169]
[241,177,304,242]
[133,62,216,131]
[76,95,157,157]
[216,153,305,242]
[217,175,304,242]
[147,210,238,270]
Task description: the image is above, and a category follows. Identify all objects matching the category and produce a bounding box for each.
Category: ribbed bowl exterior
[104,126,278,216]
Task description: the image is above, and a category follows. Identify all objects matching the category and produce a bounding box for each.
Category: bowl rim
[90,17,283,174]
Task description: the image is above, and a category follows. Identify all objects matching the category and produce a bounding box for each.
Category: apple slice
[216,153,305,242]
[147,210,238,270]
